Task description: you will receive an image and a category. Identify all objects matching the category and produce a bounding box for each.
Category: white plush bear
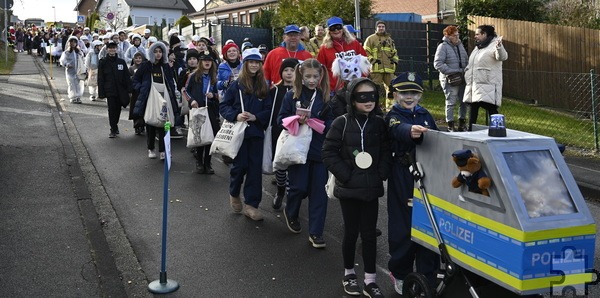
[331,55,371,82]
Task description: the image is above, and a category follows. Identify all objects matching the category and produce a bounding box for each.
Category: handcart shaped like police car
[404,125,597,297]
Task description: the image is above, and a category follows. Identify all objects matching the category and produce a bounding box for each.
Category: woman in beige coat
[463,25,508,131]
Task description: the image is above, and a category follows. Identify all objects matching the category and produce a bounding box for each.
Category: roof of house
[189,0,276,16]
[95,0,195,12]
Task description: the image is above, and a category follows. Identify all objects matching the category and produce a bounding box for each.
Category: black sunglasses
[329,25,343,31]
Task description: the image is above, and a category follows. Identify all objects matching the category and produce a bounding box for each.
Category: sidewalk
[0,53,117,296]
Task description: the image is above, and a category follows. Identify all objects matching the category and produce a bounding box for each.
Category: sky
[11,0,79,23]
[10,0,207,24]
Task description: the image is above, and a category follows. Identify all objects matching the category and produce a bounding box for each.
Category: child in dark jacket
[277,58,334,248]
[269,58,299,210]
[184,50,220,174]
[385,72,439,295]
[322,78,391,297]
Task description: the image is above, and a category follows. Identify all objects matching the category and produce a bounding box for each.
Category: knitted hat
[169,34,180,47]
[242,48,262,63]
[241,41,253,52]
[221,42,239,59]
[258,44,268,53]
[186,49,200,61]
[391,72,423,93]
[279,58,299,77]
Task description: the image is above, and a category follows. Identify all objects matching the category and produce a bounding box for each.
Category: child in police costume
[385,72,439,295]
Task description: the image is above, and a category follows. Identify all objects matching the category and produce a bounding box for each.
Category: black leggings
[339,198,379,273]
[468,102,499,131]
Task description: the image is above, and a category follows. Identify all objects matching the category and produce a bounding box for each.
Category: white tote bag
[272,124,312,170]
[262,87,278,175]
[144,79,175,128]
[186,107,214,148]
[209,90,248,159]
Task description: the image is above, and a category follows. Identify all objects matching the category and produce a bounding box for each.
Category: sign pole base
[148,271,179,294]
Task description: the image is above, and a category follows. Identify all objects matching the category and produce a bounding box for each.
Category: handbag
[325,116,347,199]
[262,87,279,175]
[272,124,312,170]
[209,89,248,159]
[76,54,87,80]
[186,107,214,148]
[446,46,465,86]
[446,72,464,86]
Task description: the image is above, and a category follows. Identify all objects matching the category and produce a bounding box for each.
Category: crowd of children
[19,16,455,297]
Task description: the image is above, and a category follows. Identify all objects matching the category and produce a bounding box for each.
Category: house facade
[75,0,195,29]
[187,0,456,26]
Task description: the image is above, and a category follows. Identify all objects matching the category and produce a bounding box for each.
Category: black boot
[457,118,467,132]
[272,186,285,210]
[204,158,214,175]
[195,160,205,174]
[447,121,455,132]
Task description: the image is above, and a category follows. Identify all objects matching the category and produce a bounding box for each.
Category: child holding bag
[219,48,273,221]
[277,58,334,248]
[183,50,220,174]
[322,78,391,296]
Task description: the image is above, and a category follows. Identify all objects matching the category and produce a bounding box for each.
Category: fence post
[426,21,433,90]
[591,69,599,152]
[409,57,414,72]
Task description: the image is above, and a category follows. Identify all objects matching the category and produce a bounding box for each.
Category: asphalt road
[1,53,598,297]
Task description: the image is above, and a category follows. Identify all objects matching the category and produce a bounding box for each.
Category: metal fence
[494,69,600,153]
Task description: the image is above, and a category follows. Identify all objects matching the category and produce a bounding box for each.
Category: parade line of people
[17,17,506,297]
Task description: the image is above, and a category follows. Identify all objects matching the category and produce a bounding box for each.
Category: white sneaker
[148,149,157,159]
[160,152,166,160]
[391,273,403,295]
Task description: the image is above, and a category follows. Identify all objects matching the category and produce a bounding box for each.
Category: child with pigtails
[277,58,335,248]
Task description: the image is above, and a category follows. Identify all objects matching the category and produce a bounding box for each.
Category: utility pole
[354,0,360,39]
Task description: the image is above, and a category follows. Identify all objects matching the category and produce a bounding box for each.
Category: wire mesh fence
[499,69,599,153]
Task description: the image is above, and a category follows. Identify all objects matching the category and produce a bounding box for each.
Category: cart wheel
[402,272,435,298]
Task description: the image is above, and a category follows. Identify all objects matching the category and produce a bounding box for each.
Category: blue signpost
[147,122,179,294]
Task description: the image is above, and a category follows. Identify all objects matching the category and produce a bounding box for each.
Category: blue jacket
[217,60,241,91]
[219,79,272,139]
[385,104,438,158]
[278,86,335,162]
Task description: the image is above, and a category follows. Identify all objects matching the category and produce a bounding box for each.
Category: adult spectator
[317,16,367,93]
[363,20,399,110]
[463,24,508,131]
[309,25,325,57]
[263,24,313,87]
[301,26,318,57]
[434,25,469,132]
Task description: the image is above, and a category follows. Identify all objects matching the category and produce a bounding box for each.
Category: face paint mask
[353,91,378,103]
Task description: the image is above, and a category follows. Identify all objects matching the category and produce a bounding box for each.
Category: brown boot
[457,118,467,132]
[243,205,264,221]
[447,121,455,132]
[230,195,243,213]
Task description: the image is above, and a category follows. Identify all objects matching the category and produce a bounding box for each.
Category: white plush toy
[331,55,371,82]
